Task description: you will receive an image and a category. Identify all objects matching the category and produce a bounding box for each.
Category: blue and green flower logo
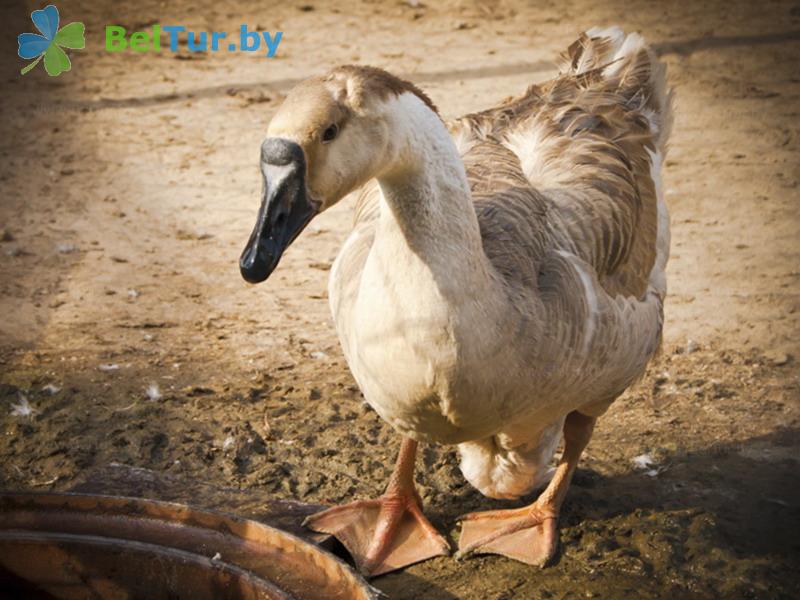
[18,5,85,76]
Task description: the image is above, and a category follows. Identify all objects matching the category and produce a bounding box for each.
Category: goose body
[329,27,670,499]
[240,26,671,574]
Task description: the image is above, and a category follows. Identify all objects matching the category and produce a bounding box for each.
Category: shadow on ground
[61,427,800,599]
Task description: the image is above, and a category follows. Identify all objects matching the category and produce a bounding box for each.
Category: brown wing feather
[448,28,670,300]
[461,140,549,291]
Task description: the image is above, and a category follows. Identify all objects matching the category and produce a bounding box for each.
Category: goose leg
[456,410,596,566]
[303,438,450,576]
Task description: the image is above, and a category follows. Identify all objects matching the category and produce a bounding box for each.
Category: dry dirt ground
[1,0,799,598]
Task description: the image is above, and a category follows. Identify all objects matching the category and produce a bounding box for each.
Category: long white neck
[371,94,494,302]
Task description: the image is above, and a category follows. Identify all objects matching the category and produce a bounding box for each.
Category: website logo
[17,5,282,78]
[105,25,282,57]
[18,5,85,76]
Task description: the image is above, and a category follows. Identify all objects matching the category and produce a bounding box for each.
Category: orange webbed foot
[304,491,450,577]
[456,504,558,567]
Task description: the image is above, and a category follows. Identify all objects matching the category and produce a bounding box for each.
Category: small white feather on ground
[631,453,661,477]
[10,393,35,417]
[145,383,162,401]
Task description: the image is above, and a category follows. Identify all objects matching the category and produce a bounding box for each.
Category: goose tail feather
[561,26,674,153]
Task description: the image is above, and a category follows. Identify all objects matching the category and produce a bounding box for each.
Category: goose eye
[322,123,339,143]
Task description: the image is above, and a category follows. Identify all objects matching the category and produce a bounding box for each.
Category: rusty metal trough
[0,492,381,599]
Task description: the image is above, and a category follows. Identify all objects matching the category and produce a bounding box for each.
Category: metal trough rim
[0,491,383,600]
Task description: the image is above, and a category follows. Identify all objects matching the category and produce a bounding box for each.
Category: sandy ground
[1,0,799,597]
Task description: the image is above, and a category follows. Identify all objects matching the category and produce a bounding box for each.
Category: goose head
[239,65,438,284]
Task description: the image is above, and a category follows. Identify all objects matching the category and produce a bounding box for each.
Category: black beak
[239,138,319,284]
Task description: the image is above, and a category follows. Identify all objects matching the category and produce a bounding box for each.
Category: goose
[240,27,672,577]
